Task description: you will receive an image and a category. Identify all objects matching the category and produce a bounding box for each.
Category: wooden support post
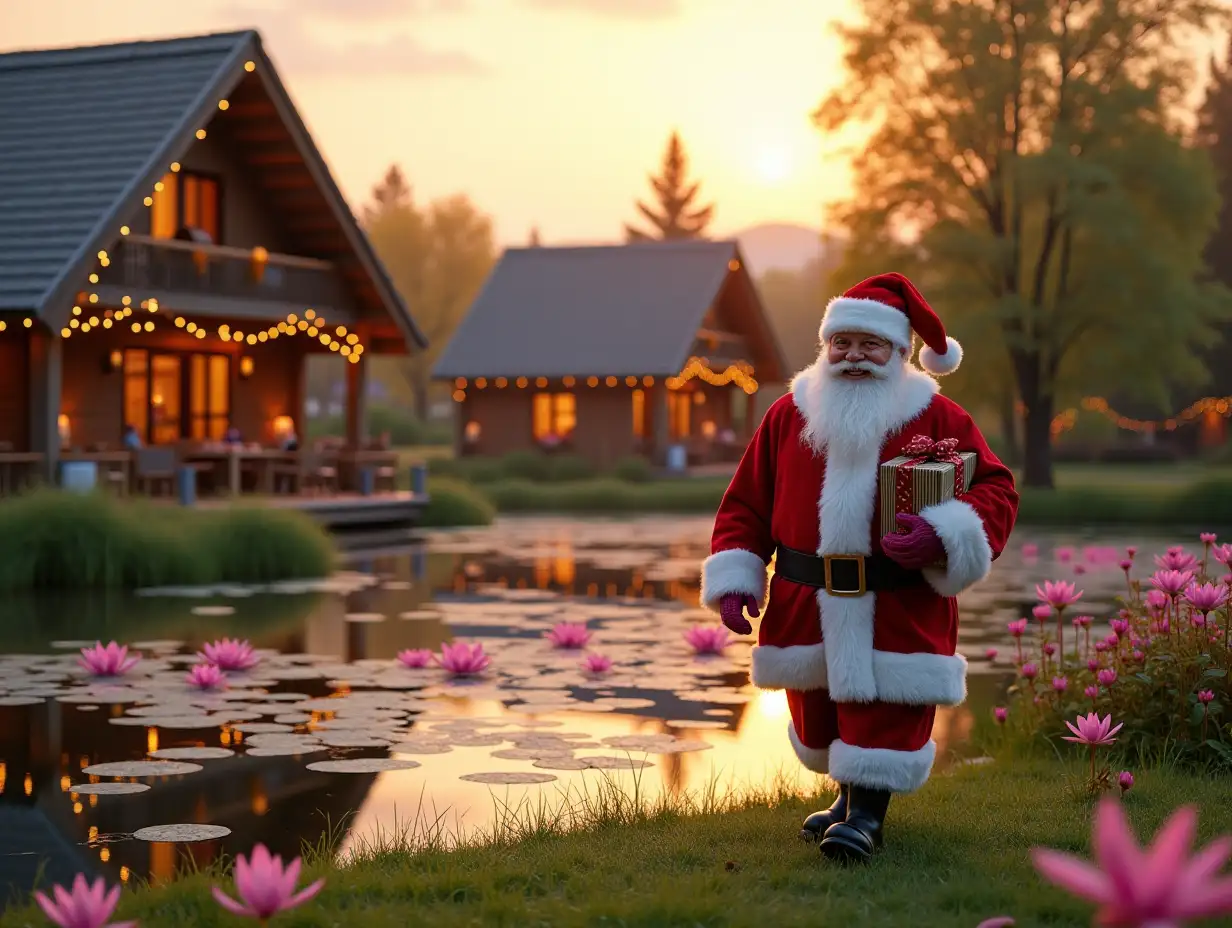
[651,385,671,465]
[345,355,368,450]
[28,328,62,482]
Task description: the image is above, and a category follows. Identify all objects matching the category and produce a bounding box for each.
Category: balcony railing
[96,236,349,310]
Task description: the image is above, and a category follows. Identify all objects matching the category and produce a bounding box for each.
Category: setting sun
[754,145,793,185]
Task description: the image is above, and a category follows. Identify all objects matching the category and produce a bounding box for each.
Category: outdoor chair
[272,451,339,495]
[133,447,178,497]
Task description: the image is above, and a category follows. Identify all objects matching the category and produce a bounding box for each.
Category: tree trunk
[999,391,1021,465]
[1020,395,1056,489]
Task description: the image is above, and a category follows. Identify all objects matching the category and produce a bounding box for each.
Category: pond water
[0,515,1183,902]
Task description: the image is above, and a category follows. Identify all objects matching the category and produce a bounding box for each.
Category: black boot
[798,783,848,842]
[819,785,892,864]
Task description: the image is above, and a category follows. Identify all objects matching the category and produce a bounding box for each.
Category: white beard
[797,356,910,458]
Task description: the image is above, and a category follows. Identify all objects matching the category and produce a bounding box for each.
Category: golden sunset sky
[0,0,859,246]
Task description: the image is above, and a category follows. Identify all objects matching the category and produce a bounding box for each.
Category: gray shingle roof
[0,32,251,311]
[0,30,425,349]
[433,241,747,379]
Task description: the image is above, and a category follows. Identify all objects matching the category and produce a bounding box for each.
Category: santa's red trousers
[787,688,935,764]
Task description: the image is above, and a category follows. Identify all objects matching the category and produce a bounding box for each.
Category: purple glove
[719,592,759,636]
[880,513,946,569]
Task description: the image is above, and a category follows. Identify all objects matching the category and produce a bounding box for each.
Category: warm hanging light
[240,356,254,378]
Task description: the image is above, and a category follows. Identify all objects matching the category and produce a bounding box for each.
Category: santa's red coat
[701,362,1018,791]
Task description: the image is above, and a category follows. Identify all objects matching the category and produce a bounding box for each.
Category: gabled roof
[433,240,785,379]
[0,30,424,347]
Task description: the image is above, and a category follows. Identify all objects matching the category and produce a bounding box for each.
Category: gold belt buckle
[823,554,866,597]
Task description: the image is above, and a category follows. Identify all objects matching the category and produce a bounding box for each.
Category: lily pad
[460,772,558,785]
[133,824,231,842]
[148,747,235,760]
[69,782,151,795]
[82,761,203,777]
[305,758,421,773]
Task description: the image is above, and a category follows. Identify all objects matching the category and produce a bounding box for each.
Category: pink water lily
[581,653,613,674]
[33,874,134,928]
[546,622,591,649]
[1155,547,1199,573]
[1185,582,1228,614]
[1021,542,1039,558]
[437,641,491,676]
[1213,543,1232,566]
[1150,569,1195,597]
[1036,580,1083,609]
[197,638,260,672]
[78,641,140,678]
[211,843,324,921]
[396,648,433,669]
[185,662,226,691]
[1032,798,1232,926]
[975,919,1015,928]
[1063,712,1123,747]
[684,624,730,655]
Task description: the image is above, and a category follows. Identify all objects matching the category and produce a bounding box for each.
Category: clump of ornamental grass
[1001,535,1232,770]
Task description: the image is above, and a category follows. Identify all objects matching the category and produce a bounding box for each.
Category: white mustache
[830,359,888,379]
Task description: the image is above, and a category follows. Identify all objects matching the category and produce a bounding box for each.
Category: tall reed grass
[0,490,335,591]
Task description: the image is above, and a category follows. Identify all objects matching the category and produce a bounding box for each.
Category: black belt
[773,546,924,597]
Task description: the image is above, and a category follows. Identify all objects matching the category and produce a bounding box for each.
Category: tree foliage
[817,0,1232,486]
[624,131,715,241]
[363,165,496,419]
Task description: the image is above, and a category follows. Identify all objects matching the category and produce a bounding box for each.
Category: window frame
[122,347,233,444]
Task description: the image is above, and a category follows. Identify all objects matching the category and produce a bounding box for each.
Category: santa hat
[819,272,963,376]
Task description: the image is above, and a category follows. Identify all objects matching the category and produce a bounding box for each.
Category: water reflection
[0,515,1183,904]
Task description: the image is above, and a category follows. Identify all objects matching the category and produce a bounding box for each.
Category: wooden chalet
[432,241,787,468]
[0,31,425,489]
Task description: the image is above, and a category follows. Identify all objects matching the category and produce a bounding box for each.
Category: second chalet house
[0,30,425,490]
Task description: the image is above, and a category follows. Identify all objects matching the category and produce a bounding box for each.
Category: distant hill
[732,223,826,276]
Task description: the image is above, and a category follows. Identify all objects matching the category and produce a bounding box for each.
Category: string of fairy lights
[450,357,760,403]
[0,55,365,364]
[1048,394,1232,436]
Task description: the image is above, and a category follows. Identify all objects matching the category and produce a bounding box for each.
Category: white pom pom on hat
[818,272,963,376]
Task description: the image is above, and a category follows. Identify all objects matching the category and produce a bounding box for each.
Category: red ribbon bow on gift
[902,435,961,462]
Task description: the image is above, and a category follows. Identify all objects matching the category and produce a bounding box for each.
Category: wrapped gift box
[879,436,976,538]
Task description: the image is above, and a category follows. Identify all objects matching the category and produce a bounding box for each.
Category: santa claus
[701,272,1018,865]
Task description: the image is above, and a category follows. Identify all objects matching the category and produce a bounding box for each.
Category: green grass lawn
[1048,461,1226,490]
[9,759,1231,927]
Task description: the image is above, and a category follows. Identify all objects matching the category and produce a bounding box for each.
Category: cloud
[519,0,681,18]
[221,2,485,76]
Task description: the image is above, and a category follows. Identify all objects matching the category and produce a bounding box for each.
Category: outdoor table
[185,448,295,496]
[0,452,45,495]
[62,451,132,494]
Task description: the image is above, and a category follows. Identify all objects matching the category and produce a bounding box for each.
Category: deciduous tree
[624,131,715,241]
[364,165,496,419]
[817,0,1232,486]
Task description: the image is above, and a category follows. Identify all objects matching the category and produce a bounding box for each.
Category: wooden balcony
[93,235,353,319]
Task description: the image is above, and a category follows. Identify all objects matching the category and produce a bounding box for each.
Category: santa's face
[824,331,902,380]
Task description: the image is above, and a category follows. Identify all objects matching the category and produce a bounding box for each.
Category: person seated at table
[279,426,299,452]
[223,424,243,445]
[121,424,143,450]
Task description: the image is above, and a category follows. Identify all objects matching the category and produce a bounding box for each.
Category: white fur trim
[751,643,828,690]
[788,721,831,774]
[820,296,912,349]
[917,498,993,598]
[700,549,768,611]
[871,651,967,706]
[787,362,939,704]
[829,738,937,793]
[918,336,963,375]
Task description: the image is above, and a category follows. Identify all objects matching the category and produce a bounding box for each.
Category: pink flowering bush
[1005,535,1232,769]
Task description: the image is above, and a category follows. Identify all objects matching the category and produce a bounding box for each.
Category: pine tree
[528,226,542,246]
[624,131,715,242]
